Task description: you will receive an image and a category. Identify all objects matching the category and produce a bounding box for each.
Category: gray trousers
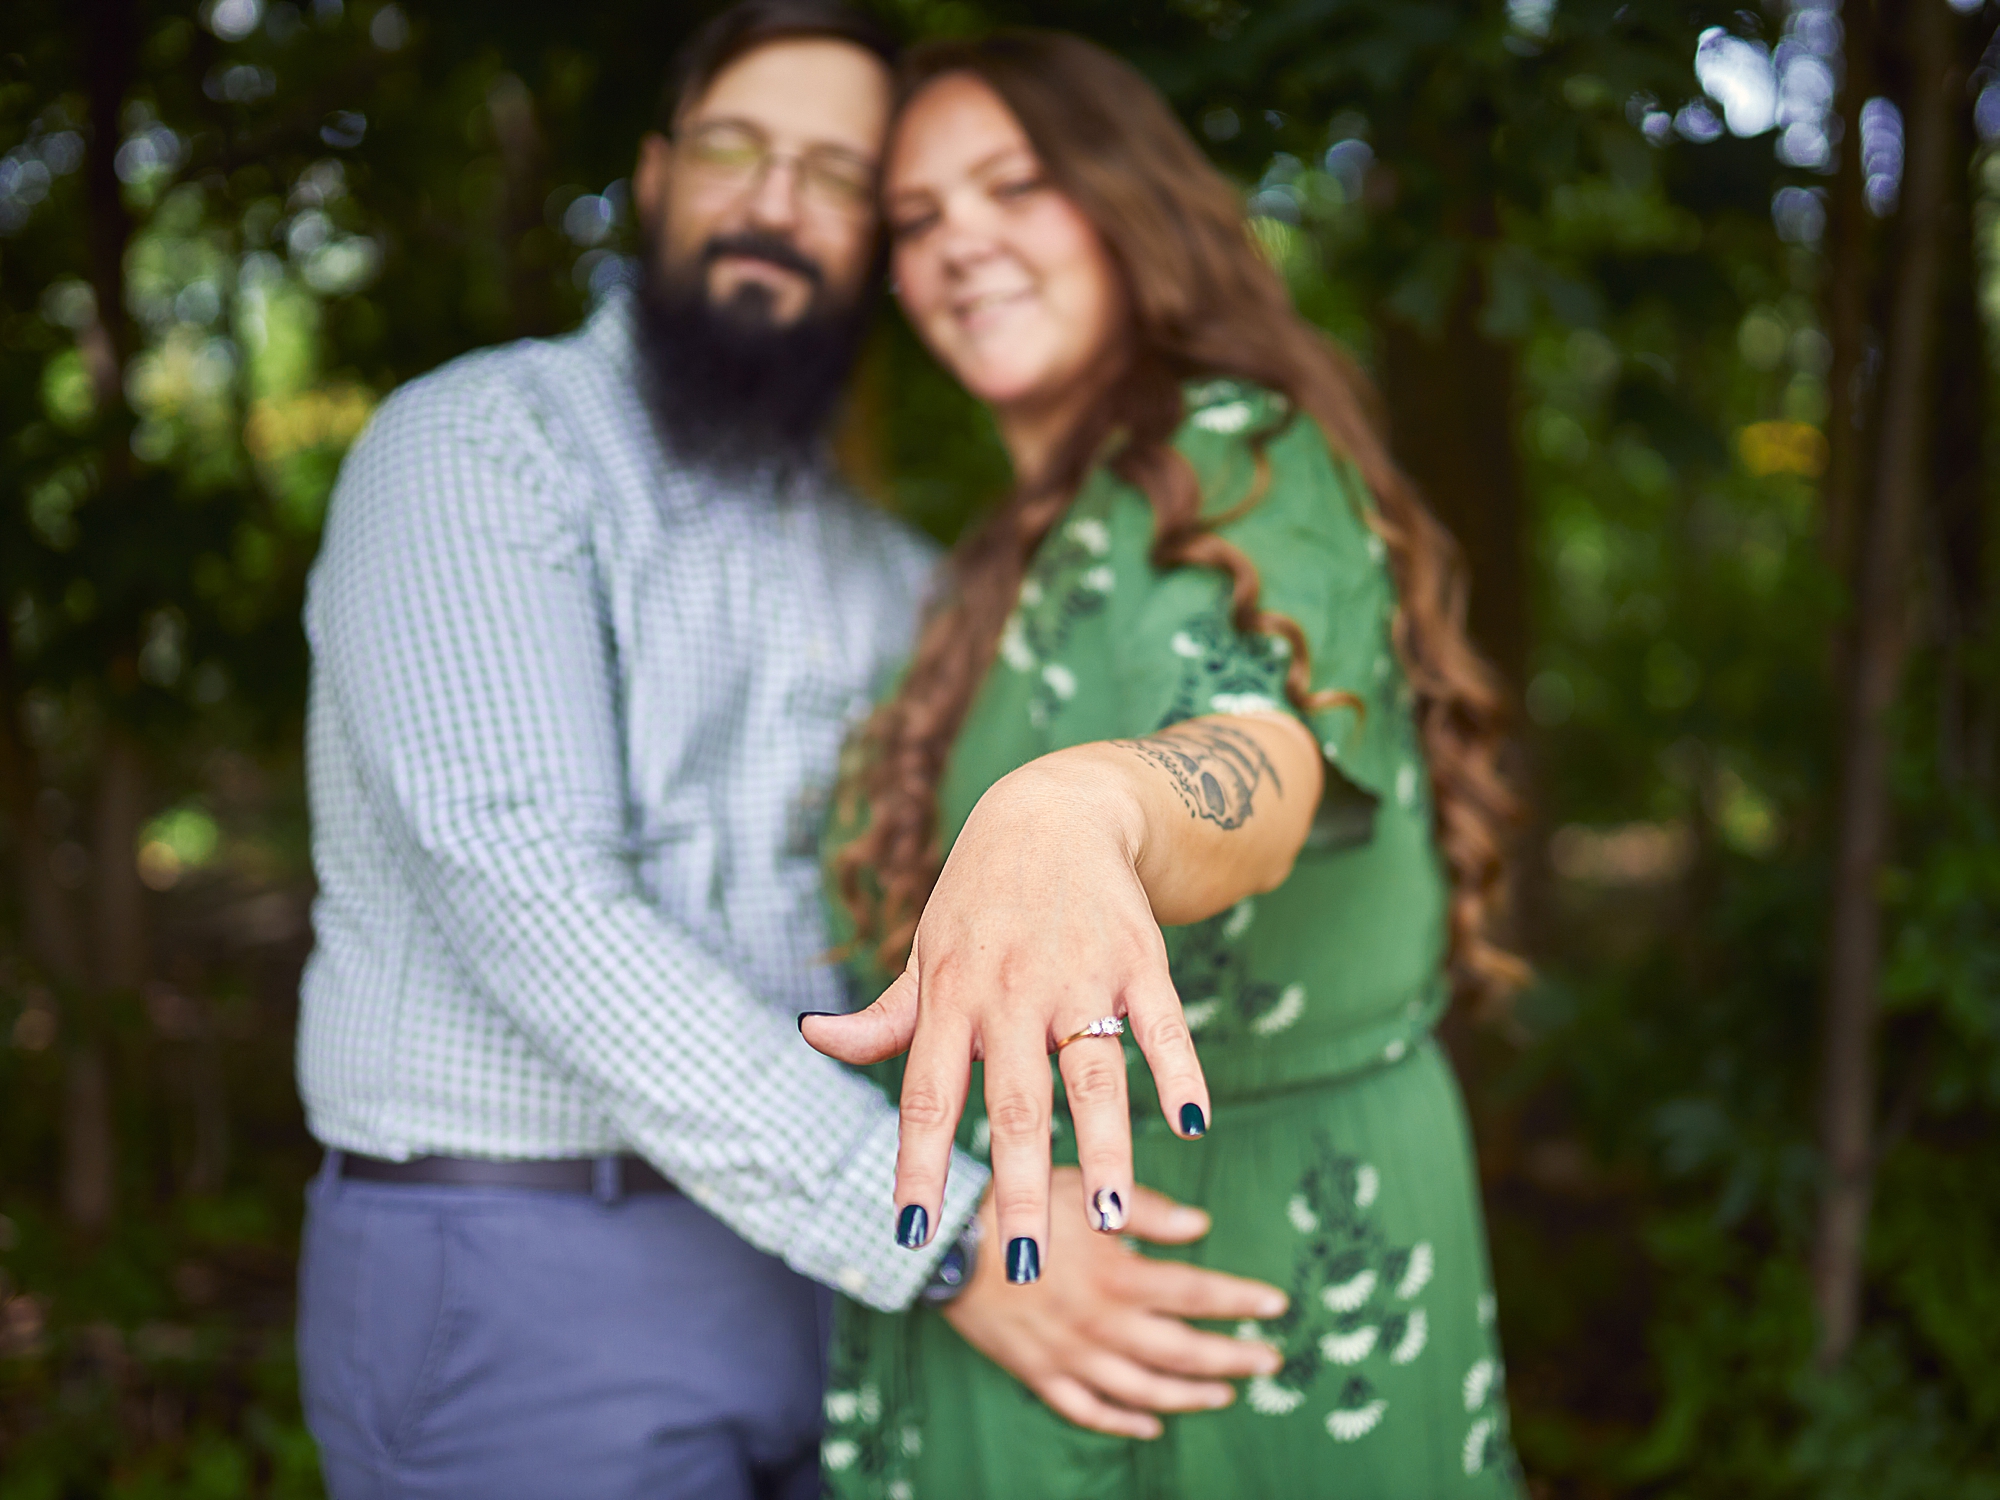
[297,1153,830,1500]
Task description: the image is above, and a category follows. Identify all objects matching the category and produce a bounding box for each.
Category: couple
[294,3,1524,1496]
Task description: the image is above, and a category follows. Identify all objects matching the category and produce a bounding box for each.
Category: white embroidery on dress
[1082,564,1115,593]
[1354,1165,1380,1209]
[1396,1242,1434,1299]
[1322,1268,1378,1313]
[1326,1398,1388,1441]
[1209,691,1279,716]
[999,615,1034,671]
[1463,1357,1496,1411]
[1222,899,1255,940]
[1463,1416,1495,1474]
[1248,1375,1308,1415]
[1193,400,1255,434]
[822,1439,858,1471]
[1390,1308,1429,1364]
[1251,984,1306,1035]
[1042,663,1076,700]
[1286,1193,1320,1233]
[1068,517,1111,555]
[1183,998,1222,1032]
[1320,1325,1379,1364]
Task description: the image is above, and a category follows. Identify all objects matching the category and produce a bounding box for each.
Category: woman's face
[883,74,1126,426]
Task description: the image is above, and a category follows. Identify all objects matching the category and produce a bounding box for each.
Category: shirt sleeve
[306,369,985,1311]
[1115,387,1411,842]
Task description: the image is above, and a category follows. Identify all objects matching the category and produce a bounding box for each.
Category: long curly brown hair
[835,30,1526,1007]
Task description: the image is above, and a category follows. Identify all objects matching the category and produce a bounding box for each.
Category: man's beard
[632,224,877,484]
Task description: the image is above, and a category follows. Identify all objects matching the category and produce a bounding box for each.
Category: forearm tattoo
[1112,721,1281,830]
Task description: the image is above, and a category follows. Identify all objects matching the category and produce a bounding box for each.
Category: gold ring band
[1055,1016,1126,1051]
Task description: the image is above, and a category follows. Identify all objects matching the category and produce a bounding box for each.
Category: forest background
[1,0,1996,1494]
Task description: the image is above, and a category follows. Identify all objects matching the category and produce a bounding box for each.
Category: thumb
[1124,1181,1212,1245]
[800,968,919,1065]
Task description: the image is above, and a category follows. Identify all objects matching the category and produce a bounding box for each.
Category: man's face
[634,37,892,326]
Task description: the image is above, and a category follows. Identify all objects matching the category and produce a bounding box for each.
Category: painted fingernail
[1006,1237,1041,1284]
[796,1011,835,1035]
[1179,1103,1207,1138]
[1090,1187,1127,1233]
[896,1204,929,1249]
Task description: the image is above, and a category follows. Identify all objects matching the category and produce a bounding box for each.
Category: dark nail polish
[896,1204,929,1250]
[796,1011,835,1036]
[1091,1187,1126,1233]
[1179,1103,1207,1138]
[1006,1237,1041,1284]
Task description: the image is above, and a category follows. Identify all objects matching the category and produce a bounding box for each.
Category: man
[295,6,1285,1497]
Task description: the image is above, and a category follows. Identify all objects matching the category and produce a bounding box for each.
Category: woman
[803,30,1526,1498]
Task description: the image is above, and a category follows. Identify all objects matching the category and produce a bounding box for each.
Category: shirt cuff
[783,1108,989,1312]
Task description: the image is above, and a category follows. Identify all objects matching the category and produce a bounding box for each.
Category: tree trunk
[1811,0,1957,1368]
[1376,275,1529,693]
[0,614,86,989]
[185,996,231,1197]
[92,734,148,994]
[489,73,554,339]
[61,1047,117,1230]
[1820,1,1876,580]
[1376,261,1535,975]
[59,0,143,1236]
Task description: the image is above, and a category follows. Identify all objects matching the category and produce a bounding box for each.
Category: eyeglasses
[677,120,876,217]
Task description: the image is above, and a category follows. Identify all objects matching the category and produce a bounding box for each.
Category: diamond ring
[1054,1016,1126,1051]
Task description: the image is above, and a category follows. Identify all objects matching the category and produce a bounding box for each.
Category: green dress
[822,382,1524,1499]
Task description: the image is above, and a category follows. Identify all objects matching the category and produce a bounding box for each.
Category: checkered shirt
[296,289,987,1311]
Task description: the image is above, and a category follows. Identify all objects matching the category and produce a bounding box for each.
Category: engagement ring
[1055,1016,1126,1050]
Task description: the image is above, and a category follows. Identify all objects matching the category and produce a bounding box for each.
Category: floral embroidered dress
[822,382,1525,1499]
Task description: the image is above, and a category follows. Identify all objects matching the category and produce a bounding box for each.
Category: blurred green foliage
[2,0,1996,1495]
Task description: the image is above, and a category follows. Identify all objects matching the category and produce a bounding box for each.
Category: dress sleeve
[1114,385,1410,844]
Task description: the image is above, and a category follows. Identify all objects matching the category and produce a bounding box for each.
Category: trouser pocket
[298,1176,455,1472]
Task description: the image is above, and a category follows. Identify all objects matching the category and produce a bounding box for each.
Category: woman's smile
[951,280,1038,334]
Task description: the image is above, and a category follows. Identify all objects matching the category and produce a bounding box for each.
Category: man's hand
[941,1168,1288,1440]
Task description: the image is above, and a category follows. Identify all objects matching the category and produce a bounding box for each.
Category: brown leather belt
[335,1151,676,1196]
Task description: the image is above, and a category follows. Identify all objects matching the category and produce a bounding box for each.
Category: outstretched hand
[943,1169,1289,1439]
[806,745,1206,1284]
[803,714,1323,1283]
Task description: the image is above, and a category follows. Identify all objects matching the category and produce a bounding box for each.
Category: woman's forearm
[982,713,1323,928]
